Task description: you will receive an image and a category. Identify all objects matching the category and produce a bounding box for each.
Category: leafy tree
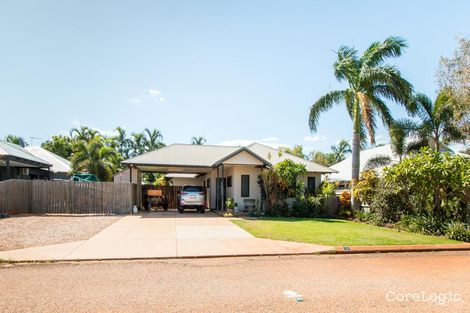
[112,127,131,159]
[309,150,336,166]
[41,135,73,159]
[191,136,206,145]
[71,136,118,181]
[437,38,470,139]
[283,145,306,159]
[130,132,146,156]
[275,159,307,197]
[309,36,413,209]
[5,134,28,147]
[384,148,470,220]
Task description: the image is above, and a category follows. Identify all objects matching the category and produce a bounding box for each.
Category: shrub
[291,195,322,217]
[276,159,307,197]
[339,190,351,208]
[396,214,445,236]
[353,170,380,205]
[444,221,470,242]
[369,184,411,225]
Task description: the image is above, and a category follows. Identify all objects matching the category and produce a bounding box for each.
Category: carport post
[6,157,11,179]
[221,163,225,211]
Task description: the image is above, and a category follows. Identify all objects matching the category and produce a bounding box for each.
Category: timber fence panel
[0,179,135,215]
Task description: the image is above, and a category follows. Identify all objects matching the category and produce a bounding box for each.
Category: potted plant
[225,198,235,213]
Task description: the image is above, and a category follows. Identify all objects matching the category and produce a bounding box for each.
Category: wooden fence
[0,180,137,215]
[142,185,183,208]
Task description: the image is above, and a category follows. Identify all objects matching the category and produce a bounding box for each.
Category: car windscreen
[182,186,204,192]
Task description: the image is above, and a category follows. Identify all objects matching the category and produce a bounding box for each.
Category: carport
[120,143,270,211]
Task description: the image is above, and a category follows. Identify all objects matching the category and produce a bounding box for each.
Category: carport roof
[122,144,245,168]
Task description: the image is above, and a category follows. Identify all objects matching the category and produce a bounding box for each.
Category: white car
[177,185,206,213]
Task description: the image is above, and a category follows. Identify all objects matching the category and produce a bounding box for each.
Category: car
[177,185,206,213]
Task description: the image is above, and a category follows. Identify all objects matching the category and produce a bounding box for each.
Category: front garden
[253,149,470,245]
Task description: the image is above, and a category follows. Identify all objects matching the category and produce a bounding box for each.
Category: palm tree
[113,127,131,159]
[408,91,464,152]
[191,136,206,145]
[144,128,164,151]
[70,126,98,142]
[5,134,28,147]
[71,137,118,181]
[130,132,146,156]
[309,36,413,210]
[330,139,352,163]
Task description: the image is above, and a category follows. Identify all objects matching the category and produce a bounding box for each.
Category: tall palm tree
[113,127,131,159]
[144,128,164,151]
[71,137,118,181]
[191,136,206,145]
[408,91,464,152]
[309,36,413,209]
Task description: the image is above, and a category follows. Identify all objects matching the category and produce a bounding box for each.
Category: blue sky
[0,0,469,154]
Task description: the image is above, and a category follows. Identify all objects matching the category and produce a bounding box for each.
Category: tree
[437,38,470,140]
[130,132,146,156]
[5,134,28,147]
[309,36,413,210]
[69,126,98,142]
[309,150,337,166]
[330,139,351,163]
[191,136,206,145]
[408,92,464,152]
[283,145,306,159]
[144,128,164,151]
[41,135,73,160]
[71,137,118,181]
[112,127,131,159]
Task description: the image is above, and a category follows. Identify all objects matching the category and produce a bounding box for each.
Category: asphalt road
[1,251,469,313]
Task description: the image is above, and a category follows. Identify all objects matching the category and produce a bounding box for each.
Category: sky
[0,0,469,154]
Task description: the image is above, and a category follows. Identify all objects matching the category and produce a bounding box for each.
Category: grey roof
[24,146,71,173]
[123,144,242,167]
[123,142,337,173]
[0,140,51,167]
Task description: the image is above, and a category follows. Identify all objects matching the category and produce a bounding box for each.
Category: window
[241,175,250,197]
[307,177,316,192]
[207,178,211,188]
[227,176,232,187]
[182,186,204,192]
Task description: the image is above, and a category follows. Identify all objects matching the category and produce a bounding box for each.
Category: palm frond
[309,90,348,131]
[362,36,407,67]
[364,155,393,170]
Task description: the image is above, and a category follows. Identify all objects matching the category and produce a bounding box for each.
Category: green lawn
[231,218,460,246]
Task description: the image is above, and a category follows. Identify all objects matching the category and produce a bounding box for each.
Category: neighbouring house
[0,140,52,181]
[120,142,337,211]
[24,146,72,180]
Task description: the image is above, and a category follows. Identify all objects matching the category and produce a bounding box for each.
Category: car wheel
[199,207,205,214]
[178,208,184,214]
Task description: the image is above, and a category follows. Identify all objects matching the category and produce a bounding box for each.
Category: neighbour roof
[247,142,337,173]
[328,144,396,181]
[0,140,51,167]
[123,142,336,173]
[24,146,71,173]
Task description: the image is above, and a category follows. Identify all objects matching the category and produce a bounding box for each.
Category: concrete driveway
[0,211,333,261]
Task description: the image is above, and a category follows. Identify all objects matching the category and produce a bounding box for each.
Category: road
[1,251,469,313]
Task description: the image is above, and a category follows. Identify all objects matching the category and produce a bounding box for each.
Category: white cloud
[128,88,166,104]
[149,89,162,96]
[303,135,328,142]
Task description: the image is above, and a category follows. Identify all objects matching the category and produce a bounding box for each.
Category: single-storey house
[0,140,52,181]
[121,142,336,211]
[24,146,72,180]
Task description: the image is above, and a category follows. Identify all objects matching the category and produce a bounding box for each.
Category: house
[0,140,52,181]
[24,146,72,180]
[121,142,336,211]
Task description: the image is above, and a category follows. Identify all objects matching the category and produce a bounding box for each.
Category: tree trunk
[351,132,361,211]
